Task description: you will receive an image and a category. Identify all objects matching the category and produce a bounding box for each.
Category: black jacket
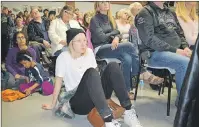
[174,34,199,127]
[174,33,199,127]
[135,2,188,53]
[27,18,50,43]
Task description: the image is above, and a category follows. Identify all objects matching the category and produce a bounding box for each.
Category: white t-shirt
[56,48,97,92]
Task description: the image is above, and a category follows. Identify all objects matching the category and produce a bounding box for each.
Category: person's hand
[43,40,51,48]
[111,37,119,50]
[184,47,192,57]
[15,74,21,79]
[42,104,54,110]
[24,88,32,96]
[59,40,67,46]
[176,49,187,56]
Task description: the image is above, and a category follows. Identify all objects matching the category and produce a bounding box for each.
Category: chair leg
[167,73,172,116]
[158,83,162,95]
[162,70,167,94]
[134,74,140,101]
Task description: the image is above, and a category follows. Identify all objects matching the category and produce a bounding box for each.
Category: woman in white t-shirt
[42,28,142,127]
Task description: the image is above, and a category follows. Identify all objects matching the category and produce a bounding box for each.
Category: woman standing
[42,28,142,127]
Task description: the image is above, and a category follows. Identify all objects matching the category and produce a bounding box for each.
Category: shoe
[105,119,121,127]
[140,71,164,85]
[124,107,143,127]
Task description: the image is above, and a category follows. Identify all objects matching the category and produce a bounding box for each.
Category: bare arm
[42,76,63,110]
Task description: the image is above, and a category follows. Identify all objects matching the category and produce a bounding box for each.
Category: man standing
[1,7,14,63]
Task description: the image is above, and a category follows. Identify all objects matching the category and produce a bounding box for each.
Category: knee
[122,54,132,66]
[106,62,120,70]
[84,68,99,77]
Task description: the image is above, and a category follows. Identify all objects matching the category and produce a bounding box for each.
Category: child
[16,50,54,96]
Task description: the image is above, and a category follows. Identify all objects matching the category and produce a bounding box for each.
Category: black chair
[129,26,175,116]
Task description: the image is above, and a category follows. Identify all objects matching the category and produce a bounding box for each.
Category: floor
[2,84,178,127]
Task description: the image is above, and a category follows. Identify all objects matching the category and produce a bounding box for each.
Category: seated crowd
[1,1,198,127]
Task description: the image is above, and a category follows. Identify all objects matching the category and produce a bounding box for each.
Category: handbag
[87,99,125,127]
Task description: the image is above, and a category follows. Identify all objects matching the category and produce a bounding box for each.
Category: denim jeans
[96,42,139,92]
[148,51,190,94]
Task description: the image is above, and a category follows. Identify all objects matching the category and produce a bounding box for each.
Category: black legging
[69,62,132,118]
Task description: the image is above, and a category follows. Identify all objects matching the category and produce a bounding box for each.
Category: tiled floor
[2,84,178,127]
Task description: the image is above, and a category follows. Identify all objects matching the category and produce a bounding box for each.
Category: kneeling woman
[42,28,142,127]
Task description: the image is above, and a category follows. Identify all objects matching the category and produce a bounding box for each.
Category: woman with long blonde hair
[176,2,198,48]
[90,1,140,100]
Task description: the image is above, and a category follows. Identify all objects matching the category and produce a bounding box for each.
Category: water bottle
[139,80,144,96]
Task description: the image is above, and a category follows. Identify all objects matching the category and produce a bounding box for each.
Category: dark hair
[16,50,32,63]
[24,10,28,13]
[48,11,56,17]
[43,9,49,13]
[83,13,89,28]
[13,31,27,47]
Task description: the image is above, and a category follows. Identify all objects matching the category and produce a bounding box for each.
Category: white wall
[1,1,65,15]
[2,1,129,16]
[75,2,129,16]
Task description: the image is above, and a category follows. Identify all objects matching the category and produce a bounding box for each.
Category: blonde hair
[129,2,142,12]
[94,2,116,29]
[68,37,88,57]
[117,8,131,19]
[176,2,198,22]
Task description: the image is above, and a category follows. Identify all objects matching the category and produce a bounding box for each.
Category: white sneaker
[105,119,121,127]
[124,108,143,127]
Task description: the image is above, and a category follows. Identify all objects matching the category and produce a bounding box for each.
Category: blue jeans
[148,51,190,94]
[96,42,139,92]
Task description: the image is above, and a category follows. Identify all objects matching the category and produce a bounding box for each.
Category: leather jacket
[174,34,199,127]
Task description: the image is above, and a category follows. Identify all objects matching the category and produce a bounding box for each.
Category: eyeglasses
[72,39,88,44]
[17,36,25,41]
[99,2,110,5]
[64,10,73,16]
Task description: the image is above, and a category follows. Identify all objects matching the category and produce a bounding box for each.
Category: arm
[135,9,177,52]
[42,54,66,109]
[28,48,37,61]
[50,76,63,107]
[32,66,44,85]
[5,49,18,76]
[48,20,62,45]
[171,11,188,49]
[90,17,120,44]
[27,23,44,43]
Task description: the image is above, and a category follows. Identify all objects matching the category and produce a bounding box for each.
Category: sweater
[5,47,36,76]
[90,13,121,48]
[177,17,198,46]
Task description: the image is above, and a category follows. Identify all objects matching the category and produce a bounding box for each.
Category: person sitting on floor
[5,32,36,90]
[16,50,54,96]
[42,28,142,127]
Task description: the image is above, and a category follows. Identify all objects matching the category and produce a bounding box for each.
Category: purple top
[5,47,36,76]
